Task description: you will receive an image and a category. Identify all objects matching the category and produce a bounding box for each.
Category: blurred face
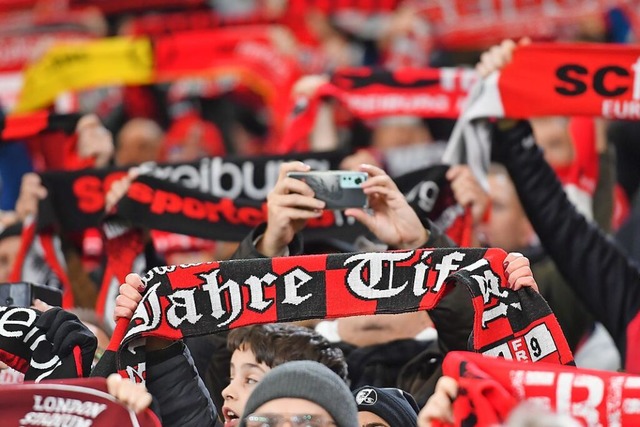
[221,346,271,427]
[372,122,431,150]
[337,312,433,347]
[479,173,532,252]
[248,398,334,427]
[0,236,21,282]
[358,411,389,427]
[115,122,163,166]
[530,117,574,167]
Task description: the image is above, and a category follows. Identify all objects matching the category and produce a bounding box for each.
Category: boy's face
[222,346,271,427]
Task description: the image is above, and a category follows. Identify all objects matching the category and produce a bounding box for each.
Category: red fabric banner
[154,27,301,139]
[415,0,615,49]
[441,351,640,427]
[280,66,476,152]
[460,43,640,120]
[0,377,160,427]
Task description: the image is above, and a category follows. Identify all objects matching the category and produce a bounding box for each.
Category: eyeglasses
[245,413,337,427]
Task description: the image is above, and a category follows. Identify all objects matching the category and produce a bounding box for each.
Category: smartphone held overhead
[287,170,368,209]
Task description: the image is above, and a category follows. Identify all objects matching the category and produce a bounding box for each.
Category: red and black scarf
[280,67,476,152]
[91,244,573,381]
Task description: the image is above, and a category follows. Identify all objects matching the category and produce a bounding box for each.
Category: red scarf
[441,351,640,427]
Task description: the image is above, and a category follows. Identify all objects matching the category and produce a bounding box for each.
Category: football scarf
[0,377,161,427]
[440,351,640,427]
[8,215,74,308]
[0,307,86,382]
[280,67,476,152]
[416,1,612,50]
[91,246,573,382]
[0,112,80,142]
[459,43,640,120]
[35,151,468,244]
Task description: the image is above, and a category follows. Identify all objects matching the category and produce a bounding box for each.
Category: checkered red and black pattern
[91,246,573,382]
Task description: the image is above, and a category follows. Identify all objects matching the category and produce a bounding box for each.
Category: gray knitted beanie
[239,360,358,427]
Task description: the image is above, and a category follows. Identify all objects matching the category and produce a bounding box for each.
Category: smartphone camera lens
[354,177,362,185]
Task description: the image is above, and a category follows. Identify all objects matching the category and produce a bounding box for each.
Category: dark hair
[227,323,349,383]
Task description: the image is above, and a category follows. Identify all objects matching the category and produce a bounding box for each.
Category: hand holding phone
[0,282,63,308]
[287,171,368,209]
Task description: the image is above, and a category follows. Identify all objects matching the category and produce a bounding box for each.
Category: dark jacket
[523,245,594,352]
[491,120,640,372]
[146,342,221,427]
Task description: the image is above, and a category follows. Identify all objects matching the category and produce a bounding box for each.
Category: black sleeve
[146,342,221,427]
[491,120,640,361]
[230,223,304,260]
[421,220,474,354]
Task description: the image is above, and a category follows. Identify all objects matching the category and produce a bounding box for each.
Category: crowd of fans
[1,1,640,426]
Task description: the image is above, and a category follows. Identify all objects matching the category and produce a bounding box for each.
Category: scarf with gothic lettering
[280,67,476,152]
[437,351,640,427]
[91,247,573,381]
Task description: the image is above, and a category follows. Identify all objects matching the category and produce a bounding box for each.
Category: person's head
[115,118,164,166]
[162,114,225,163]
[530,116,574,168]
[240,360,358,427]
[336,312,434,348]
[479,164,536,252]
[0,223,22,283]
[354,386,419,427]
[372,116,433,150]
[222,324,348,425]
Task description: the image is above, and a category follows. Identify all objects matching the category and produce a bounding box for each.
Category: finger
[435,376,459,399]
[132,389,153,414]
[362,185,399,200]
[277,161,311,182]
[476,62,489,78]
[359,163,386,178]
[31,299,53,312]
[278,207,323,221]
[114,307,135,321]
[128,167,140,180]
[489,45,506,69]
[114,380,134,405]
[276,177,316,197]
[360,174,395,190]
[513,276,539,292]
[344,208,375,230]
[445,164,463,180]
[115,294,139,313]
[501,39,517,63]
[125,273,146,292]
[106,373,123,396]
[275,194,325,210]
[504,252,525,264]
[119,283,143,302]
[519,36,532,46]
